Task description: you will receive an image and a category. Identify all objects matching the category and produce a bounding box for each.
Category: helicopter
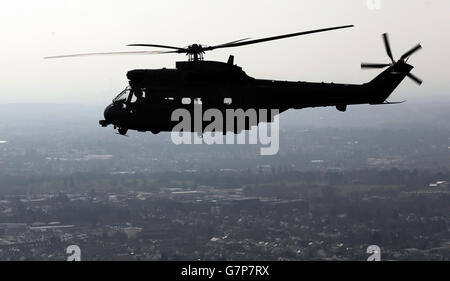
[45,25,422,136]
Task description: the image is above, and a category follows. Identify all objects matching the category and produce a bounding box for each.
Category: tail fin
[361,33,422,103]
[365,62,413,104]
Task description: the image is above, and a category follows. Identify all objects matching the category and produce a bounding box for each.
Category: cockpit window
[113,87,131,103]
[131,89,147,104]
[113,87,149,104]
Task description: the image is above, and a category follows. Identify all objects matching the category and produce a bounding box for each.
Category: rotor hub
[186,44,205,61]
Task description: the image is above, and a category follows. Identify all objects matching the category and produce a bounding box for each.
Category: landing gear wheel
[150,129,160,134]
[118,128,128,135]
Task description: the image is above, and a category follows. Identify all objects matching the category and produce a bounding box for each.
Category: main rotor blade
[406,72,423,85]
[361,62,391,69]
[400,44,422,61]
[203,24,354,51]
[213,37,252,47]
[382,33,395,63]
[126,43,186,51]
[44,50,177,59]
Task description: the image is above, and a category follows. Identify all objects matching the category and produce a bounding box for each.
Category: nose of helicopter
[102,103,124,125]
[103,104,122,122]
[103,104,114,120]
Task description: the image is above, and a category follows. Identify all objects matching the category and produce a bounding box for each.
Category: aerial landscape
[1,101,449,261]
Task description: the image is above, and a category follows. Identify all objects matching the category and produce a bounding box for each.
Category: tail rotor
[361,33,422,85]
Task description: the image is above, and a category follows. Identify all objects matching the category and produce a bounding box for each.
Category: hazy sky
[1,0,449,104]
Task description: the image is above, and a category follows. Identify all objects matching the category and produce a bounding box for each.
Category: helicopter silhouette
[45,25,422,135]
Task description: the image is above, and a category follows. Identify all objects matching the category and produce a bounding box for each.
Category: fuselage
[100,57,413,134]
